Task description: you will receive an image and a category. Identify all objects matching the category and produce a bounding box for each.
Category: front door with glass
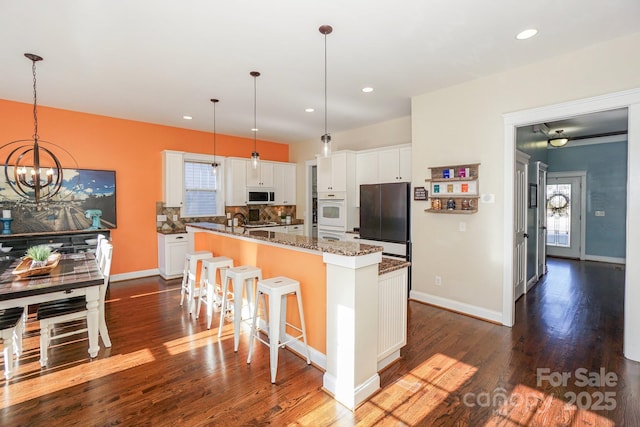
[546,174,583,259]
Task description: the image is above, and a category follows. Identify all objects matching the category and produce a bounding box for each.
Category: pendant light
[210,98,220,176]
[1,53,76,205]
[250,71,260,169]
[319,25,333,158]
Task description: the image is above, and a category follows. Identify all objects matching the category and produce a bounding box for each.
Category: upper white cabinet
[162,150,184,207]
[246,161,274,187]
[226,158,248,206]
[355,151,378,207]
[378,146,412,183]
[317,151,355,193]
[273,163,297,205]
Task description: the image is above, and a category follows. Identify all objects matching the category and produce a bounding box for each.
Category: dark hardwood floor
[1,258,638,426]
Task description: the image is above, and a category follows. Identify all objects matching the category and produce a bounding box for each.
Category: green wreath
[547,192,570,216]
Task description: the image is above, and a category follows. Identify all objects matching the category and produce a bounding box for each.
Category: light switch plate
[157,214,167,222]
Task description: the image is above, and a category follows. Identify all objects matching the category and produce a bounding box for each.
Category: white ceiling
[1,1,639,145]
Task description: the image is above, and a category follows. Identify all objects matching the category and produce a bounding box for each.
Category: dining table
[0,252,107,376]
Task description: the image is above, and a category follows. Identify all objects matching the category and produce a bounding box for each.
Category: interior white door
[514,151,529,301]
[536,162,548,279]
[546,174,583,259]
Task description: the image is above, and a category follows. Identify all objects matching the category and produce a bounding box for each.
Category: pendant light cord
[210,99,220,168]
[323,32,328,137]
[253,73,257,151]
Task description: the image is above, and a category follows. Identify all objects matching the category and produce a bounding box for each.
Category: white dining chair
[37,243,113,367]
[0,306,24,379]
[94,234,108,264]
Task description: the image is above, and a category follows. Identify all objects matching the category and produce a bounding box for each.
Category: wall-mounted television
[0,168,117,234]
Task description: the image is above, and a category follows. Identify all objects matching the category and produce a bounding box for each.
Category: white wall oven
[317,227,346,242]
[317,198,346,229]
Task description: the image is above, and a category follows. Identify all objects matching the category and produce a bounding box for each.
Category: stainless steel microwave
[247,189,275,204]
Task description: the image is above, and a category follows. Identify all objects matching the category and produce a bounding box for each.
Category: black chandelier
[2,53,76,205]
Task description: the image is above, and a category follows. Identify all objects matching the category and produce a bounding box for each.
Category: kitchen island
[186,222,409,410]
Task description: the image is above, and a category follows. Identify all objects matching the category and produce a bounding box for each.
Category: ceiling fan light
[548,137,569,147]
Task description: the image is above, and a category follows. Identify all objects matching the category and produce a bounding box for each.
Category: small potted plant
[26,245,53,269]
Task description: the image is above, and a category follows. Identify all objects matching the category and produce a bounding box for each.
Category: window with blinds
[183,161,218,217]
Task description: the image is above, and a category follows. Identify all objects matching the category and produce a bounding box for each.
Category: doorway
[501,89,640,364]
[545,172,585,259]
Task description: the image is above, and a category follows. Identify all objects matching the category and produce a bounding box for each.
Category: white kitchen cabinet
[158,233,188,279]
[273,163,297,205]
[317,151,355,193]
[378,146,411,183]
[246,161,274,187]
[377,266,408,370]
[162,150,184,207]
[284,224,304,235]
[355,151,379,207]
[225,158,248,206]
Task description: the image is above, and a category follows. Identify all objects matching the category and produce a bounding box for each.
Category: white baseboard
[111,269,159,282]
[283,334,327,371]
[584,255,625,264]
[409,290,502,324]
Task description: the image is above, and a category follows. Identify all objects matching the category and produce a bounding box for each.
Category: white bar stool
[247,276,311,384]
[196,256,234,328]
[218,265,262,352]
[180,250,213,314]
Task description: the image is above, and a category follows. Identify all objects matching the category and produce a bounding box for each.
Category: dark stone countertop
[378,257,411,275]
[186,222,383,257]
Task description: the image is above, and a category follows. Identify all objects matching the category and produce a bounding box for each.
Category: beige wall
[411,32,640,318]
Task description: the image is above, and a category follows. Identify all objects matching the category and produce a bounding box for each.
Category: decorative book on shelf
[425,163,480,214]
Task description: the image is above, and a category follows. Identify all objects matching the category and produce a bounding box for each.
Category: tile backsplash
[156,202,297,233]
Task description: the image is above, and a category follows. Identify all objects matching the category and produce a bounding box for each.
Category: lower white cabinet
[377,266,408,370]
[158,233,188,279]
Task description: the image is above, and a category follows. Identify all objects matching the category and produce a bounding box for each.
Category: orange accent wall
[194,232,326,353]
[0,99,289,275]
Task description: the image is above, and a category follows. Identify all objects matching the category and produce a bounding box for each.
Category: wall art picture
[0,168,117,234]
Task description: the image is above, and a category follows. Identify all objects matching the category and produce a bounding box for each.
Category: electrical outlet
[173,214,178,221]
[595,210,605,217]
[459,222,466,232]
[156,214,167,222]
[435,276,442,286]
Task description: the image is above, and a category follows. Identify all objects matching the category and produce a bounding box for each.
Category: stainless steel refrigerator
[359,182,410,248]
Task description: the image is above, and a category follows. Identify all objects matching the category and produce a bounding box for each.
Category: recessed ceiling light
[305,108,315,113]
[516,29,538,40]
[362,87,374,93]
[183,115,193,120]
[251,128,258,132]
